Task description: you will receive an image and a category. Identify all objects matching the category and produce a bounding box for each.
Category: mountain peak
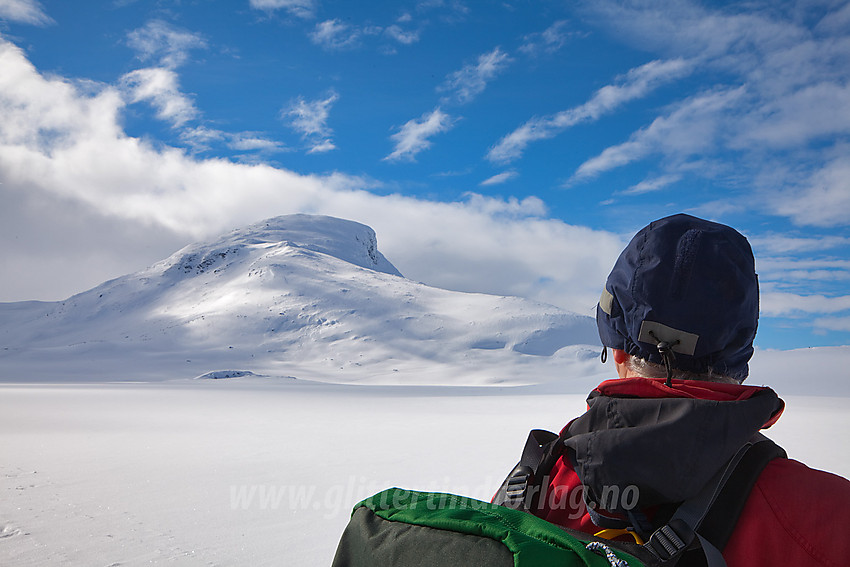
[0,214,601,385]
[173,214,402,277]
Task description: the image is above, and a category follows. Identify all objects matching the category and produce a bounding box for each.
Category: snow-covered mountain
[0,214,603,384]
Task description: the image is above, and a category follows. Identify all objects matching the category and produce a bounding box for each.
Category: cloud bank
[0,35,623,315]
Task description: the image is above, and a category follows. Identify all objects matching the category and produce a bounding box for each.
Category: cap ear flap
[599,288,614,316]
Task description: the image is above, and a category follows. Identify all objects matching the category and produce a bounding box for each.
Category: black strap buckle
[646,520,693,561]
[504,465,533,508]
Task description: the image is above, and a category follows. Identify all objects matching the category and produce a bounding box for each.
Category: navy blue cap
[597,214,758,381]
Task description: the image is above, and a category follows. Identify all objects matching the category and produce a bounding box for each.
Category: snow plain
[1,214,848,566]
[2,378,848,566]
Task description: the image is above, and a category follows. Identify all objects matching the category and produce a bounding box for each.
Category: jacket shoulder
[724,458,850,567]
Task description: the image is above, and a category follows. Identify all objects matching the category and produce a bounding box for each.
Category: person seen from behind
[511,213,850,566]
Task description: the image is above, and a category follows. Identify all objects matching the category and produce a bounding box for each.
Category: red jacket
[533,378,850,567]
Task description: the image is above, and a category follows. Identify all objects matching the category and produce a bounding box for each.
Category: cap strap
[638,320,699,356]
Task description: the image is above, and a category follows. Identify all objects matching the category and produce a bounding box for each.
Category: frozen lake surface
[2,379,848,566]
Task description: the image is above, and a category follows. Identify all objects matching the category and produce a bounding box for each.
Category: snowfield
[1,380,848,566]
[1,215,848,566]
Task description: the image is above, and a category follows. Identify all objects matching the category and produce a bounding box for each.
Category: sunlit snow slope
[0,215,602,384]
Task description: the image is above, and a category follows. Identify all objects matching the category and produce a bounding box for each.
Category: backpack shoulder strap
[698,434,786,550]
[491,429,560,510]
[493,430,786,567]
[643,434,786,567]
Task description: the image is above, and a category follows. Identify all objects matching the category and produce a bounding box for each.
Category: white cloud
[519,20,572,56]
[734,82,850,149]
[750,234,850,255]
[814,316,850,332]
[580,0,805,62]
[126,20,207,69]
[0,35,624,314]
[306,18,419,51]
[572,140,645,182]
[439,47,512,105]
[756,257,850,300]
[0,39,125,152]
[571,86,745,182]
[122,22,286,153]
[384,24,419,45]
[178,126,224,151]
[487,58,693,163]
[227,134,285,153]
[120,68,198,128]
[816,2,850,35]
[480,170,518,186]
[120,22,208,133]
[569,1,850,228]
[283,91,339,153]
[181,126,286,155]
[307,139,336,154]
[761,292,850,317]
[622,174,681,195]
[462,192,547,217]
[0,0,51,25]
[765,268,850,284]
[310,19,360,50]
[249,0,316,19]
[769,154,850,228]
[385,108,454,162]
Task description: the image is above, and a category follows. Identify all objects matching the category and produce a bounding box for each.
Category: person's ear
[612,349,629,365]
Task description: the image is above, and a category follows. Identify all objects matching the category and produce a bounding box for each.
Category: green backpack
[331,488,639,567]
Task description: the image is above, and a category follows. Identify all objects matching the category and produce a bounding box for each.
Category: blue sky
[1,0,849,350]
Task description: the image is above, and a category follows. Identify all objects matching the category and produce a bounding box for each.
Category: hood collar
[563,378,785,511]
[592,378,785,426]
